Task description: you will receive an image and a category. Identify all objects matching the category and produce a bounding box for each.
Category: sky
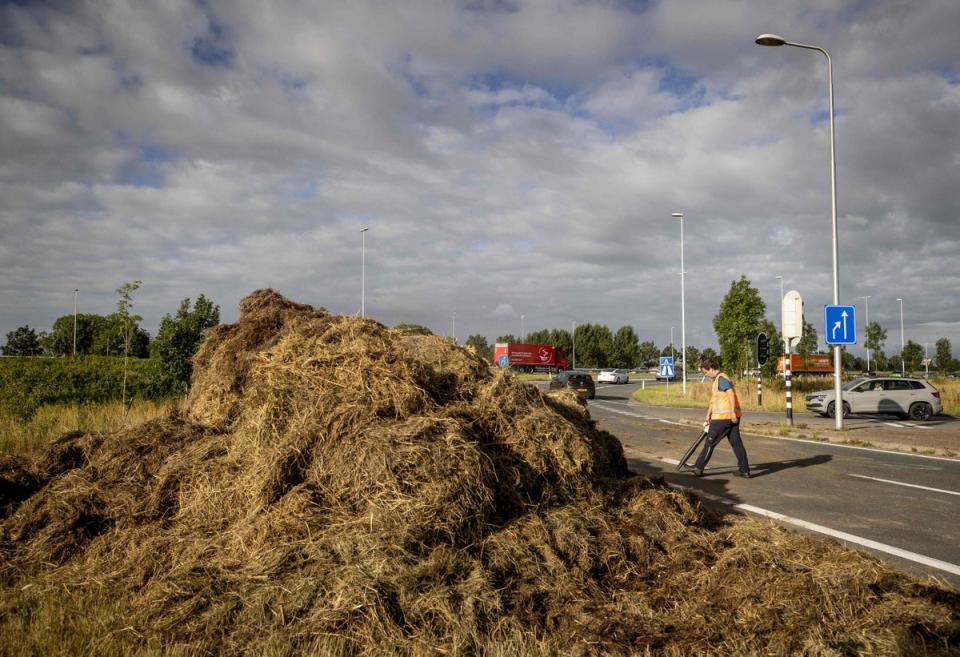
[2,0,958,359]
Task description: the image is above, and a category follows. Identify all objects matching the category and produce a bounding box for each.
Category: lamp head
[671,212,683,219]
[755,33,786,47]
[360,227,369,232]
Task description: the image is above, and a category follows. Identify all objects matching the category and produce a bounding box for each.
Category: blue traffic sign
[824,305,856,345]
[658,356,675,378]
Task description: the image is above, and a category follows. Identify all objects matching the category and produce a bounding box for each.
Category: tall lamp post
[571,320,576,369]
[521,314,525,342]
[73,288,79,356]
[775,275,784,364]
[360,227,369,318]
[672,212,687,393]
[896,297,905,375]
[757,33,844,430]
[860,295,871,372]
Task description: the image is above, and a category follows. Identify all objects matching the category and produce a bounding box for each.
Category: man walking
[685,357,751,478]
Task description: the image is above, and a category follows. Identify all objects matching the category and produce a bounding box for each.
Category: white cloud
[0,0,957,353]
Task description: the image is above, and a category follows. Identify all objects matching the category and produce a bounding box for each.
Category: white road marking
[849,473,960,497]
[657,473,960,578]
[591,402,959,463]
[883,422,905,428]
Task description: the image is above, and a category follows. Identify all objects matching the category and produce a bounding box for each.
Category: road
[568,380,960,589]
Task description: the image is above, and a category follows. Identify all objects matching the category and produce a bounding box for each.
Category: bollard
[785,360,793,426]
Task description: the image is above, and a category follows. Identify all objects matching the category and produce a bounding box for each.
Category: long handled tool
[675,428,708,472]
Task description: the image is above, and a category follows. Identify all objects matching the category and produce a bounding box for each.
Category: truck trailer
[776,354,833,375]
[493,343,569,373]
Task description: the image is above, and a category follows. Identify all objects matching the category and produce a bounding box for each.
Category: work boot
[734,470,751,479]
[681,464,703,477]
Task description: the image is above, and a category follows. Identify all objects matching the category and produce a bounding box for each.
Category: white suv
[805,377,943,420]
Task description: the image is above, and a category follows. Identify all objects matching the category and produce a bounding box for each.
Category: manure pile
[1,290,958,656]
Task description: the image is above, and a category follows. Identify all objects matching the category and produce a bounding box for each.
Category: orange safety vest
[710,373,742,420]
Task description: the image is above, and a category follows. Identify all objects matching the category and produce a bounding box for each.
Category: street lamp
[521,314,525,342]
[775,274,784,359]
[860,295,871,372]
[73,288,78,356]
[360,227,369,318]
[897,298,905,375]
[452,311,456,343]
[672,212,687,393]
[757,33,844,430]
[571,320,576,369]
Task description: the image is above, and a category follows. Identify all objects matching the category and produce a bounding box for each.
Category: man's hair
[700,356,719,370]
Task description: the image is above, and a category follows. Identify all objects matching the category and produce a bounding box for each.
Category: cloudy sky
[2,0,958,358]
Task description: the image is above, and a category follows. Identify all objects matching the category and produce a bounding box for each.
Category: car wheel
[908,402,933,421]
[826,402,850,419]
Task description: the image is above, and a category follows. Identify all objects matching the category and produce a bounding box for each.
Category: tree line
[460,275,957,375]
[2,283,220,397]
[461,327,718,371]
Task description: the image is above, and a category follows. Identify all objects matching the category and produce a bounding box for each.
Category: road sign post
[659,356,674,395]
[823,305,856,427]
[782,291,804,426]
[756,333,768,406]
[824,305,857,346]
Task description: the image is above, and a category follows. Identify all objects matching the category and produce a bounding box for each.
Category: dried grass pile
[1,289,957,657]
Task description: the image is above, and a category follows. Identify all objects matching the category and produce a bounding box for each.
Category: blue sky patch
[190,21,233,69]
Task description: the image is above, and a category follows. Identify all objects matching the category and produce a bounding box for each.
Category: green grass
[0,399,176,456]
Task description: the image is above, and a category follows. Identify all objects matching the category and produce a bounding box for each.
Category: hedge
[0,356,172,421]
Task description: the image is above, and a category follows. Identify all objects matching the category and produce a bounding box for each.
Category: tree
[394,323,433,335]
[573,323,613,369]
[116,280,142,418]
[151,295,220,394]
[44,313,106,355]
[700,347,719,368]
[864,321,887,359]
[796,318,818,357]
[496,334,517,344]
[684,345,701,374]
[637,341,659,367]
[611,325,640,369]
[2,325,43,356]
[547,329,572,356]
[902,340,923,374]
[713,276,766,375]
[464,334,492,362]
[524,329,551,345]
[935,338,952,374]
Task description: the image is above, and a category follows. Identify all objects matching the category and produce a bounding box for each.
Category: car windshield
[842,378,868,391]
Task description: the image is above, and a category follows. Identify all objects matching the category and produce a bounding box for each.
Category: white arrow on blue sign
[824,305,857,345]
[658,356,675,377]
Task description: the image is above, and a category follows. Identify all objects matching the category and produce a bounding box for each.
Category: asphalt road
[561,380,960,589]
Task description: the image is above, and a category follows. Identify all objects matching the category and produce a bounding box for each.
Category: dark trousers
[694,420,750,474]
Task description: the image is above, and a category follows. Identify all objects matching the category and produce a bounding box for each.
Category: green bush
[0,356,172,421]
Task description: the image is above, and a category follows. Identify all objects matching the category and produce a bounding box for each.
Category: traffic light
[757,333,769,365]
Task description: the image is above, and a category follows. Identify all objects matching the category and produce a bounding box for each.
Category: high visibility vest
[711,373,742,420]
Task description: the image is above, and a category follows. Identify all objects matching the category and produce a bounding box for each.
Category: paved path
[562,380,960,589]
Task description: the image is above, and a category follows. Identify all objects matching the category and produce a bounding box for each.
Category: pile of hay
[1,290,957,656]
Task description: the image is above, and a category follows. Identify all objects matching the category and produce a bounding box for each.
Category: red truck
[776,354,833,375]
[493,343,569,373]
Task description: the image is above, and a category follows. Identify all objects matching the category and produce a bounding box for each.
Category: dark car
[549,371,596,399]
